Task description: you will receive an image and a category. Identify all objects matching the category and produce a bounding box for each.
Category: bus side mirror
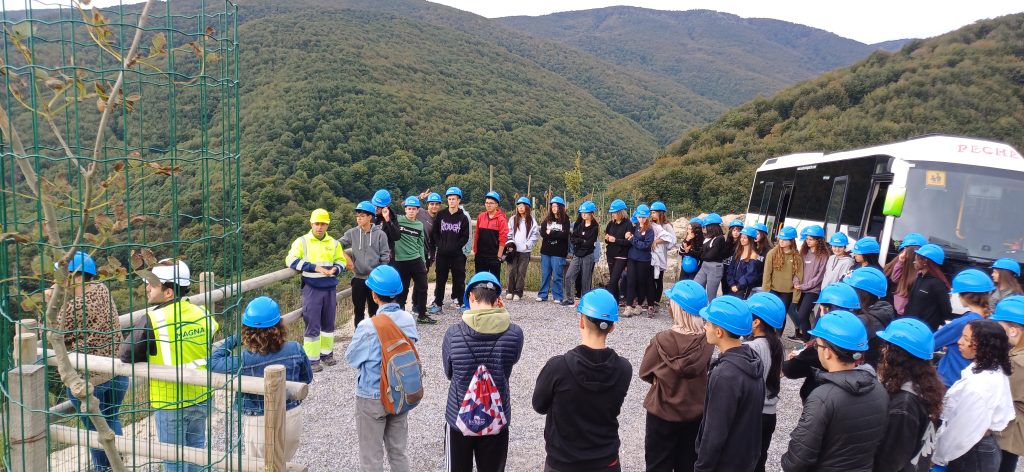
[883,186,906,217]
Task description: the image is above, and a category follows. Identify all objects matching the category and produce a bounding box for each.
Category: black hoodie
[858,300,896,368]
[694,344,764,472]
[533,345,632,472]
[431,208,470,257]
[782,365,889,472]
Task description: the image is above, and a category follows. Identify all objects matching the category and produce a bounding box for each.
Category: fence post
[12,333,38,365]
[15,318,38,339]
[198,271,216,312]
[263,364,286,472]
[8,331,45,472]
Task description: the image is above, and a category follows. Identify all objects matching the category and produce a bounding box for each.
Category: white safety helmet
[150,259,191,286]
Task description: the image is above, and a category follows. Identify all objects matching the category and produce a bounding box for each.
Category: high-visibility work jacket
[147,300,219,409]
[286,231,348,289]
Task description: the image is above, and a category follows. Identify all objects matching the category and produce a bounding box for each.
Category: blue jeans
[155,402,209,472]
[539,254,566,301]
[67,376,129,472]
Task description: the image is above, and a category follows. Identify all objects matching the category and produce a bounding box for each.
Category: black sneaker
[320,353,337,367]
[417,315,438,325]
[311,361,323,373]
[560,299,574,306]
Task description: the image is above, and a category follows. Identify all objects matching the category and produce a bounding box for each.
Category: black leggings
[771,290,794,331]
[795,292,820,338]
[756,413,777,472]
[607,258,627,302]
[626,259,655,306]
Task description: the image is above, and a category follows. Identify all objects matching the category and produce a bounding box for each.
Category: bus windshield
[892,164,1024,264]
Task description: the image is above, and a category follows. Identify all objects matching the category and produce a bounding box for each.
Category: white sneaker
[535,296,544,302]
[505,293,514,300]
[514,294,522,301]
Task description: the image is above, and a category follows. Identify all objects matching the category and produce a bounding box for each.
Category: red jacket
[474,210,508,257]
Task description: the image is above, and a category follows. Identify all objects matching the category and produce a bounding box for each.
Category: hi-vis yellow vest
[285,231,347,280]
[147,300,218,409]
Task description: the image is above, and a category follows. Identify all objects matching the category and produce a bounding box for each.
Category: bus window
[759,182,774,224]
[775,183,794,233]
[824,176,848,235]
[863,181,890,239]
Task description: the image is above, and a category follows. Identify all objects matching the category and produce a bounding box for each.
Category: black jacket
[604,219,632,260]
[431,209,470,258]
[374,209,400,261]
[905,273,952,331]
[533,345,632,472]
[781,366,889,472]
[569,220,598,258]
[694,344,764,472]
[701,235,729,262]
[858,300,896,368]
[874,387,937,472]
[540,218,570,258]
[782,342,824,403]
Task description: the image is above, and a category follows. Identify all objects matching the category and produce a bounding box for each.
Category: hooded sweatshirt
[339,224,390,278]
[858,300,897,368]
[694,343,765,472]
[639,330,713,422]
[432,208,471,258]
[533,345,632,472]
[781,365,889,472]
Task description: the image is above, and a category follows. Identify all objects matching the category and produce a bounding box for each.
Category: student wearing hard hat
[694,296,764,472]
[762,226,803,333]
[745,292,787,472]
[884,232,927,315]
[119,258,218,472]
[650,202,677,304]
[430,187,472,314]
[726,226,764,299]
[793,225,830,343]
[693,213,728,303]
[53,252,127,472]
[208,296,313,461]
[346,265,419,472]
[719,219,743,298]
[783,282,861,403]
[625,205,656,317]
[640,281,713,472]
[563,201,600,307]
[992,296,1024,472]
[851,236,883,272]
[286,208,349,372]
[753,223,773,257]
[843,267,896,368]
[991,258,1023,308]
[534,289,632,472]
[341,201,391,327]
[506,196,539,301]
[539,196,570,303]
[781,311,889,472]
[678,217,704,282]
[604,200,632,303]
[933,269,997,387]
[371,189,401,262]
[905,244,952,332]
[820,232,854,291]
[474,191,508,279]
[873,318,944,472]
[395,196,436,325]
[418,191,443,270]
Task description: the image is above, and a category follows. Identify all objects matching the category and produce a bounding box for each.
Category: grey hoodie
[339,224,390,278]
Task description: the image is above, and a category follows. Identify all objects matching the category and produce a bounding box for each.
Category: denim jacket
[345,303,419,399]
[208,337,313,416]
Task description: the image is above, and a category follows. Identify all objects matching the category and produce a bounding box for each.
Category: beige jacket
[998,349,1024,455]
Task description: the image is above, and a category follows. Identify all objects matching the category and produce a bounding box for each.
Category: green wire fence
[0,0,248,470]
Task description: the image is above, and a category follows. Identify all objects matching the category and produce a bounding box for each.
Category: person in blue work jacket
[933,269,996,387]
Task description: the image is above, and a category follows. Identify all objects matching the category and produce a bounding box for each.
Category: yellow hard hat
[310,208,331,224]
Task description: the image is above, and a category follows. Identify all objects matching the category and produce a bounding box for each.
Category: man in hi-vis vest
[287,208,348,372]
[119,258,218,472]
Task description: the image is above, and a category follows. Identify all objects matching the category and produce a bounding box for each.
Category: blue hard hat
[951,268,996,294]
[578,200,597,213]
[464,271,502,307]
[57,252,98,276]
[828,232,849,248]
[681,255,699,274]
[800,225,825,240]
[992,258,1022,277]
[578,288,619,323]
[635,204,651,218]
[817,282,861,309]
[899,232,928,250]
[916,244,944,265]
[371,189,392,207]
[550,196,566,206]
[242,296,282,328]
[851,237,881,255]
[992,296,1024,325]
[754,223,769,234]
[740,226,758,239]
[876,318,934,360]
[700,296,753,336]
[746,292,786,329]
[403,196,422,208]
[664,280,707,315]
[689,217,704,225]
[426,192,443,204]
[445,187,463,198]
[485,191,501,203]
[651,201,668,212]
[843,267,887,298]
[366,265,403,297]
[631,215,639,225]
[609,199,627,213]
[515,196,532,207]
[809,310,869,352]
[777,226,798,241]
[703,213,723,226]
[729,219,744,228]
[354,201,376,214]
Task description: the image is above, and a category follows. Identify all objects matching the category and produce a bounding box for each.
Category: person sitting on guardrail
[208,296,312,462]
[118,258,218,472]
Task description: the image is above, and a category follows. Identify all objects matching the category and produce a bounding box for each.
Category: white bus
[744,135,1024,277]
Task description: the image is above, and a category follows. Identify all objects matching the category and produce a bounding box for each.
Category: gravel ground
[292,284,811,472]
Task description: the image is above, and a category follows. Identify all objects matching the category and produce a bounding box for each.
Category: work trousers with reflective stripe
[302,284,337,360]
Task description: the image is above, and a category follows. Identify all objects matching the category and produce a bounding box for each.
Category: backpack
[454,329,508,436]
[371,314,424,414]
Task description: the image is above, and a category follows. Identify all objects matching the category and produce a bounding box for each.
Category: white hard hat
[150,259,191,286]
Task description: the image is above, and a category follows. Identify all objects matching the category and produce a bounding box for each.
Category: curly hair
[800,236,829,258]
[242,321,288,356]
[967,319,1011,375]
[878,343,945,420]
[769,244,800,273]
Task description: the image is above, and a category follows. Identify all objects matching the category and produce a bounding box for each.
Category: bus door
[774,182,794,234]
[862,177,892,261]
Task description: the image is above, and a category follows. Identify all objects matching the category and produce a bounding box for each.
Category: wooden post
[526,174,532,197]
[489,165,494,191]
[198,271,215,312]
[13,333,38,365]
[9,359,46,471]
[263,365,287,472]
[15,318,38,339]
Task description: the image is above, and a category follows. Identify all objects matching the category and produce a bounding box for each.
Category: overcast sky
[428,0,1023,44]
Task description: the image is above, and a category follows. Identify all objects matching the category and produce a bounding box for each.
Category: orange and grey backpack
[371,315,424,414]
